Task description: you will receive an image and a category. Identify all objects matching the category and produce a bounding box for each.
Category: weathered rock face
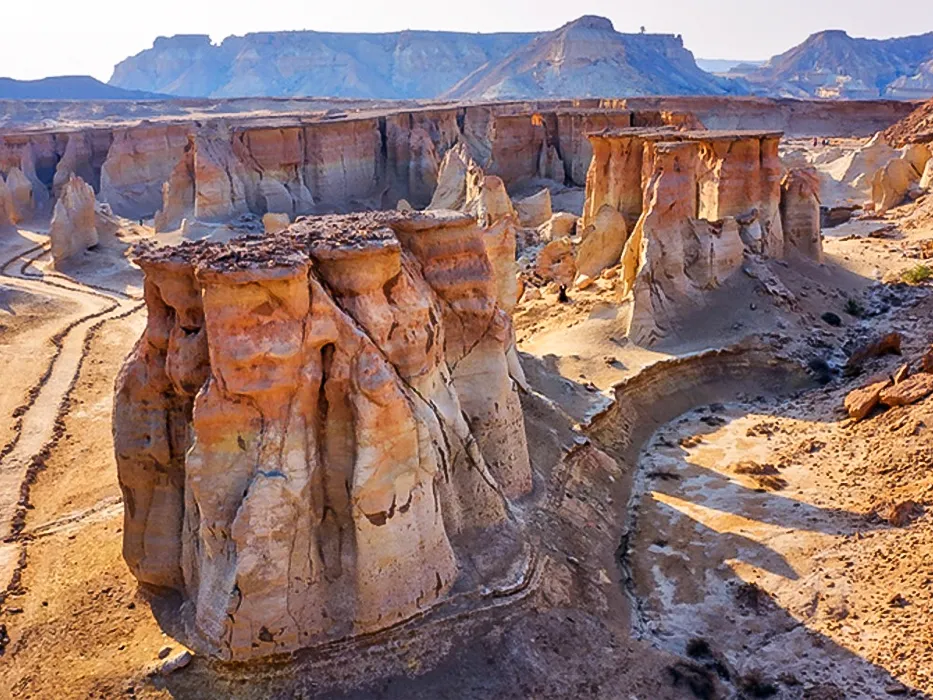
[780,168,823,262]
[575,204,627,279]
[620,142,735,344]
[427,143,484,212]
[100,124,190,218]
[0,175,14,227]
[49,175,98,264]
[114,211,532,661]
[477,176,517,226]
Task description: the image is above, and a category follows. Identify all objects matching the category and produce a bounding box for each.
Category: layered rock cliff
[114,210,532,660]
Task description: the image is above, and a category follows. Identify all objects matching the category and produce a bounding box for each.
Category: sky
[3,0,932,82]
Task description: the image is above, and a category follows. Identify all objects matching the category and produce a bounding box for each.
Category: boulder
[879,373,933,407]
[514,188,552,228]
[902,143,932,177]
[921,345,933,373]
[536,238,576,287]
[538,212,578,240]
[871,156,922,214]
[49,175,98,265]
[920,156,933,192]
[262,212,290,234]
[575,205,627,278]
[477,176,516,226]
[844,331,902,375]
[844,378,891,421]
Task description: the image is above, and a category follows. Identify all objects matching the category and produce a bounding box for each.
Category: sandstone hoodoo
[49,174,99,265]
[780,167,823,262]
[113,210,533,661]
[581,128,818,345]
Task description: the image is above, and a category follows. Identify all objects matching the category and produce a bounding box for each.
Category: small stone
[158,646,172,659]
[521,287,542,302]
[574,274,594,290]
[159,650,192,676]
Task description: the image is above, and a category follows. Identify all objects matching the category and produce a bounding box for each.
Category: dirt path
[0,240,143,605]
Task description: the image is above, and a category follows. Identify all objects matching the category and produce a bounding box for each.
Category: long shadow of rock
[627,401,928,697]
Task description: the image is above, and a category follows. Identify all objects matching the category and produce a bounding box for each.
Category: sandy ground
[0,137,932,698]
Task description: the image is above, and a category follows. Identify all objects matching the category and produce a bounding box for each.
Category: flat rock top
[134,209,477,272]
[589,127,784,141]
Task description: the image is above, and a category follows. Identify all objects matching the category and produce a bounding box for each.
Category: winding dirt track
[0,240,143,604]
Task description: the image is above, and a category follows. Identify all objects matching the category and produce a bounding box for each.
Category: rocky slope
[109,17,736,100]
[741,30,933,99]
[885,96,933,145]
[0,76,166,100]
[444,17,735,100]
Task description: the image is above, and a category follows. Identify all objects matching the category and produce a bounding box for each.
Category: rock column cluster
[114,211,532,661]
[581,129,823,344]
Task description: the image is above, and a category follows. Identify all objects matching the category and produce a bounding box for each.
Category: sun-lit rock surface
[113,210,532,661]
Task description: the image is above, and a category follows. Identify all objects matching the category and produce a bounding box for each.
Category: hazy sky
[4,0,933,82]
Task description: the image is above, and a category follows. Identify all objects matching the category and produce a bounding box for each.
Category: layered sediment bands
[585,342,812,460]
[114,211,532,660]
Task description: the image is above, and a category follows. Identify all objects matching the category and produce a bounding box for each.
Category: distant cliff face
[741,30,933,99]
[108,16,738,100]
[109,30,535,99]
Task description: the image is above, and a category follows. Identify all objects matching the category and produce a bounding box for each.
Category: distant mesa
[107,15,740,100]
[739,29,933,99]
